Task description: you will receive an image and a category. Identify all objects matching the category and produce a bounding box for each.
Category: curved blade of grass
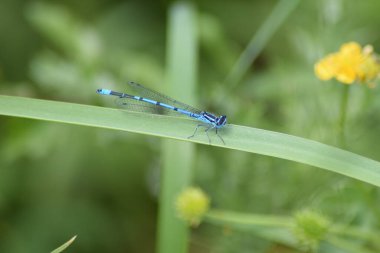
[1,95,380,187]
[50,235,77,253]
[225,0,301,88]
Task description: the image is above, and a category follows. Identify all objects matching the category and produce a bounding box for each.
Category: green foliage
[51,236,77,253]
[1,0,380,253]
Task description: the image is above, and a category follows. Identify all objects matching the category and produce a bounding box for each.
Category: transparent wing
[127,81,203,114]
[115,97,189,117]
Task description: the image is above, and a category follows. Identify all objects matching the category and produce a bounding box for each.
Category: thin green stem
[157,2,198,253]
[205,210,293,228]
[224,0,300,88]
[338,84,350,147]
[50,235,77,253]
[205,210,380,251]
[330,224,379,244]
[325,235,375,253]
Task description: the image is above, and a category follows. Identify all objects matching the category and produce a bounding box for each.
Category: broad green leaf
[1,95,380,187]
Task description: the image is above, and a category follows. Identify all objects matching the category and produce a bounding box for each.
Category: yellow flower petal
[334,42,364,84]
[339,42,362,56]
[357,56,380,82]
[335,66,356,84]
[314,54,337,80]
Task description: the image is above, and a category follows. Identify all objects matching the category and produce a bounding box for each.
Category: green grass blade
[50,235,77,253]
[325,236,375,253]
[1,95,380,187]
[205,210,293,228]
[225,0,301,87]
[205,210,379,253]
[205,210,297,247]
[157,1,198,253]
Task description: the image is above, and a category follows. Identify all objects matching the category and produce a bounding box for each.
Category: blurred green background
[1,0,380,252]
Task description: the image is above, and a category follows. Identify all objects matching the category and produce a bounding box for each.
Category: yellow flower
[335,42,363,84]
[314,42,380,86]
[175,187,210,227]
[314,53,338,80]
[357,46,380,83]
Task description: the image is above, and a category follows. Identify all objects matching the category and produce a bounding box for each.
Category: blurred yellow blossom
[314,42,380,87]
[175,187,210,227]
